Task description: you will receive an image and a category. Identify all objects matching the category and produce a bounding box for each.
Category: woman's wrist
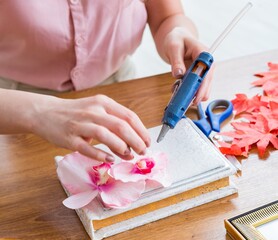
[26,93,60,136]
[0,89,57,135]
[153,14,199,62]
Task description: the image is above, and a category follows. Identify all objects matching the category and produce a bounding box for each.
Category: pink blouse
[0,0,147,91]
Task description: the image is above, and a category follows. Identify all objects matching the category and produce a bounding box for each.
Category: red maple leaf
[260,95,278,104]
[259,102,278,130]
[231,94,268,115]
[220,62,278,158]
[220,114,278,158]
[241,101,278,131]
[253,62,278,97]
[268,62,278,70]
[254,70,278,80]
[218,141,249,157]
[261,80,278,97]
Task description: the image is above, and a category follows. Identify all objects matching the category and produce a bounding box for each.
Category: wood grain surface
[0,50,278,240]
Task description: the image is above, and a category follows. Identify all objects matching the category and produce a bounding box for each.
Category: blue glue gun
[157,52,214,142]
[156,2,253,142]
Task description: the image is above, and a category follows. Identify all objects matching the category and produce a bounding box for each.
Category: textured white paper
[148,118,226,182]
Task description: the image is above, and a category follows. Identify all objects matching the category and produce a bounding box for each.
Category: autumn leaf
[218,141,249,157]
[219,62,278,158]
[231,94,268,115]
[260,95,278,104]
[254,70,278,80]
[261,80,278,97]
[259,102,278,131]
[241,103,278,131]
[220,115,278,157]
[267,62,278,70]
[253,62,278,97]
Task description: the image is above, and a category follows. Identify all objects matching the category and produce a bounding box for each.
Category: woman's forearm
[145,0,213,103]
[0,89,53,134]
[146,0,198,62]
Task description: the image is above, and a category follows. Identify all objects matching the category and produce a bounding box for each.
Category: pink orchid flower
[57,152,145,209]
[109,152,172,188]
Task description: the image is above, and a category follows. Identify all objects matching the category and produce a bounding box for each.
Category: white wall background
[131,0,278,78]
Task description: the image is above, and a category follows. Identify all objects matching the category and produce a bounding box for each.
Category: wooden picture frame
[225,200,278,240]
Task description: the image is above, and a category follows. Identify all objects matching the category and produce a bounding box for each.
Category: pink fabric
[0,0,147,91]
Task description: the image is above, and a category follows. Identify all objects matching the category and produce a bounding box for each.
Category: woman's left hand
[145,0,214,104]
[162,27,214,104]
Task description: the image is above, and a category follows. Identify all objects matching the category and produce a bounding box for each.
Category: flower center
[134,158,155,174]
[89,163,111,186]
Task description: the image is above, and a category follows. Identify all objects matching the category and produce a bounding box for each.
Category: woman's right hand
[31,94,151,162]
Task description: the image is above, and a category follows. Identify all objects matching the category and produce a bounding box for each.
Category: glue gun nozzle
[157,124,170,143]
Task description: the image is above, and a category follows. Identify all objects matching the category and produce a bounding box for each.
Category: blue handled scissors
[192,99,233,138]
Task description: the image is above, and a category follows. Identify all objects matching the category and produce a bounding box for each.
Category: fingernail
[139,149,146,156]
[124,148,131,155]
[145,136,151,147]
[174,68,183,78]
[105,155,115,162]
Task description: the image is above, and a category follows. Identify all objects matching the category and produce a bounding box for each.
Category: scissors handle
[206,99,233,132]
[193,104,212,137]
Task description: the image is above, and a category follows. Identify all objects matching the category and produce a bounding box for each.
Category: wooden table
[1,50,278,240]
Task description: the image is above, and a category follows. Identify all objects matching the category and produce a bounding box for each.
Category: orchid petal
[146,153,172,187]
[110,153,172,188]
[57,152,100,194]
[109,161,147,182]
[100,180,145,208]
[63,190,98,209]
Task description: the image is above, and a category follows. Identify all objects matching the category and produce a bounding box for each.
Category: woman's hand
[146,0,214,104]
[0,89,150,162]
[162,27,214,104]
[32,94,151,162]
